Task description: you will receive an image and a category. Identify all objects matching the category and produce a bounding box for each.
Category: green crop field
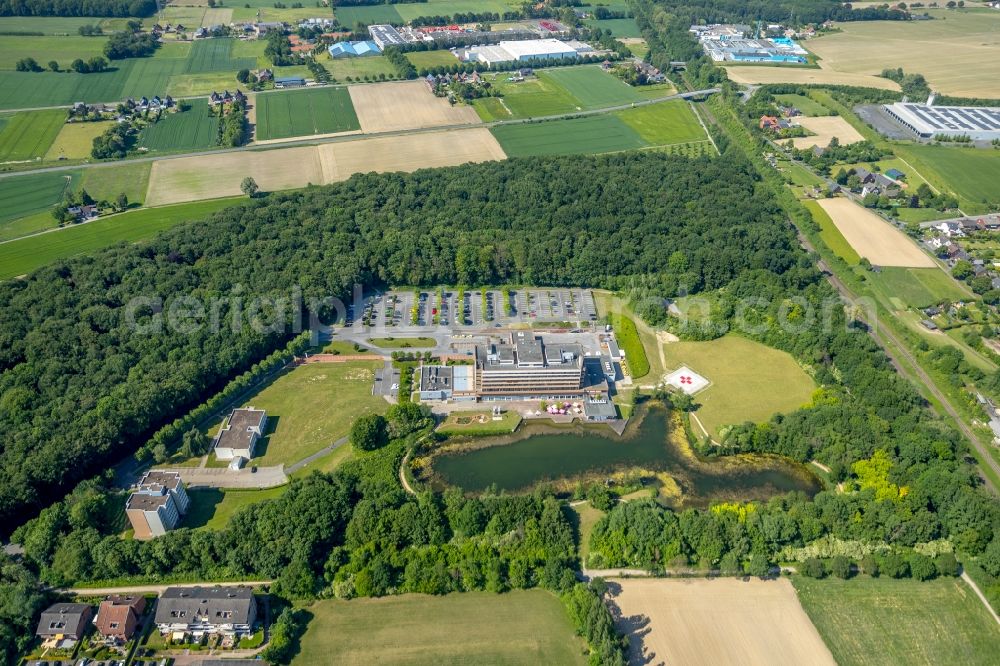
[617,100,707,145]
[185,38,257,74]
[492,114,647,157]
[139,100,220,152]
[184,486,287,530]
[0,170,77,227]
[336,0,521,26]
[296,591,586,665]
[224,361,388,467]
[869,267,968,309]
[0,197,240,280]
[803,199,860,265]
[893,144,1000,214]
[80,162,152,204]
[0,17,130,35]
[540,66,643,109]
[0,35,107,70]
[255,87,360,140]
[584,17,641,37]
[0,109,66,162]
[406,49,462,71]
[661,334,816,439]
[773,93,830,116]
[793,577,1000,666]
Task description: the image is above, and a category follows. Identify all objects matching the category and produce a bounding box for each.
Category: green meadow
[139,100,219,152]
[255,86,360,140]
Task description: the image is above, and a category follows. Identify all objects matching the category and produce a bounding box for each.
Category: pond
[426,403,820,507]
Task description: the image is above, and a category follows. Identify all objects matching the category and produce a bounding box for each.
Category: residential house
[937,221,964,238]
[95,595,147,644]
[36,603,93,644]
[214,407,267,461]
[154,587,258,639]
[256,68,273,82]
[759,115,781,131]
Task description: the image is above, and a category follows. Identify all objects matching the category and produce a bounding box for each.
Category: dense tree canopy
[0,152,798,528]
[0,0,155,17]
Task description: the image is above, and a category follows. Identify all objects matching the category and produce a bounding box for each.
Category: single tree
[48,61,60,72]
[115,192,129,211]
[830,555,852,579]
[350,413,388,451]
[241,176,259,198]
[236,68,251,84]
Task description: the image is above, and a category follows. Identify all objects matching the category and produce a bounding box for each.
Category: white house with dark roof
[154,586,257,638]
[214,407,267,460]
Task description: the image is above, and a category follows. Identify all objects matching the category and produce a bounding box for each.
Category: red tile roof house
[95,595,147,644]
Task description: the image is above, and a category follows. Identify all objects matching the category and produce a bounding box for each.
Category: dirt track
[349,80,481,133]
[609,578,836,666]
[817,197,935,268]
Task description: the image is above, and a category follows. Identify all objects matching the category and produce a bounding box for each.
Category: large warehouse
[883,101,1000,141]
[464,38,585,66]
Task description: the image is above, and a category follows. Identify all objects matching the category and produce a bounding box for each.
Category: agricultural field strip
[0,88,718,185]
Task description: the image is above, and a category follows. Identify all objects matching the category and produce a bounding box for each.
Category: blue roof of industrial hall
[328,40,381,57]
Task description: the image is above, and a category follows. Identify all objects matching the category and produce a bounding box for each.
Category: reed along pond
[427,403,820,507]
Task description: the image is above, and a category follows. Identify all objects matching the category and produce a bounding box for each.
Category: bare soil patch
[817,197,936,268]
[609,577,835,666]
[348,80,481,133]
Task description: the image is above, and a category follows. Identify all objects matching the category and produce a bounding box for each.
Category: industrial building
[882,98,1000,141]
[691,24,807,63]
[328,40,381,58]
[463,38,588,66]
[368,23,405,49]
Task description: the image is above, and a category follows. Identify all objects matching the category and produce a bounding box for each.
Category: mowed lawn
[792,576,1000,666]
[868,267,969,309]
[139,100,219,152]
[406,49,461,70]
[80,162,152,204]
[661,335,815,439]
[45,120,114,160]
[0,197,240,279]
[236,361,387,467]
[294,591,586,665]
[0,109,67,161]
[773,93,830,116]
[184,486,287,530]
[255,87,360,140]
[583,17,641,37]
[492,114,646,157]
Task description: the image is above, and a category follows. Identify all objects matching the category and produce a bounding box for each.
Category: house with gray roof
[36,603,93,643]
[154,586,257,638]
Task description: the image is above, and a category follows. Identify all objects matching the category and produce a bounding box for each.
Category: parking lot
[342,288,599,332]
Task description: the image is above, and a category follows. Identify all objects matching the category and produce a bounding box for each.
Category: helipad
[664,366,710,395]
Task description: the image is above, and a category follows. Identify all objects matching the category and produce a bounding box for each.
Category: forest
[0,152,799,530]
[0,0,155,17]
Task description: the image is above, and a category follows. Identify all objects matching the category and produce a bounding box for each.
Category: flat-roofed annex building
[214,407,267,460]
[883,102,1000,140]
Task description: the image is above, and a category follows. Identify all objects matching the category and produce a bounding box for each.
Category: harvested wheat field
[348,80,481,133]
[318,128,505,181]
[791,116,865,149]
[724,66,900,91]
[817,198,936,268]
[145,146,324,205]
[804,11,1000,99]
[146,128,506,205]
[609,578,835,666]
